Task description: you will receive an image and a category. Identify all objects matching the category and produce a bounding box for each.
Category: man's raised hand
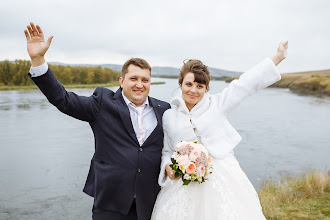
[24,22,53,66]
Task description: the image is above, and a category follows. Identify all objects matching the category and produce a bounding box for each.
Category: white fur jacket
[158,57,281,186]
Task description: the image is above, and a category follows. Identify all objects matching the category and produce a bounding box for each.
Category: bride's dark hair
[178,59,211,91]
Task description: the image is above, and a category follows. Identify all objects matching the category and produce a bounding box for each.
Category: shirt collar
[121,91,149,108]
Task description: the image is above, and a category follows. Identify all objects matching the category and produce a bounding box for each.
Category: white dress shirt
[122,92,157,145]
[29,62,49,77]
[29,62,158,145]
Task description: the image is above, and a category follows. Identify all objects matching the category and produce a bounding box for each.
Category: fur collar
[170,92,211,117]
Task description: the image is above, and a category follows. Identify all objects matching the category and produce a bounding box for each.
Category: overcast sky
[1,0,329,73]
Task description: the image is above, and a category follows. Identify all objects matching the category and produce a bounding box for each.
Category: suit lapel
[142,97,163,146]
[113,88,139,145]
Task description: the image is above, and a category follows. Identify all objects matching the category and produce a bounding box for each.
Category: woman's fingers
[279,41,288,52]
[166,164,182,179]
[169,170,174,179]
[169,170,176,179]
[282,41,288,49]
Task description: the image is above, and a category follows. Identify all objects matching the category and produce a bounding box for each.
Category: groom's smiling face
[120,64,151,106]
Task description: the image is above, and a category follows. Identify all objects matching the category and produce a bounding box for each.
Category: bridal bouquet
[170,141,213,185]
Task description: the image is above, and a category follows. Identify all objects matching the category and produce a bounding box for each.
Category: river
[0,78,329,219]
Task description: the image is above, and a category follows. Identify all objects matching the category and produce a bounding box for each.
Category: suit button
[137,168,141,173]
[139,148,143,152]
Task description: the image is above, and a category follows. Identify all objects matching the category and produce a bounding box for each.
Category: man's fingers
[36,25,43,34]
[36,25,44,37]
[30,22,38,36]
[46,36,53,47]
[27,25,33,36]
[24,30,30,41]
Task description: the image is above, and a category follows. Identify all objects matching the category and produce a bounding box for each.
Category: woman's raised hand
[277,41,288,59]
[272,41,288,66]
[24,22,53,66]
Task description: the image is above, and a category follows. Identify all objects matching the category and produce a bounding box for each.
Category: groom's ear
[119,77,123,88]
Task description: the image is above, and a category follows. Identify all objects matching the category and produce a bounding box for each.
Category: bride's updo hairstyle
[179,59,211,91]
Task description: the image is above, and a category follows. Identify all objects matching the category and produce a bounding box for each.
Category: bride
[151,41,288,220]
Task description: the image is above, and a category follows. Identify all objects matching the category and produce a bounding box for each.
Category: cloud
[1,0,330,72]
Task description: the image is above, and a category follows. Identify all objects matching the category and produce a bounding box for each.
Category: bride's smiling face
[181,72,207,111]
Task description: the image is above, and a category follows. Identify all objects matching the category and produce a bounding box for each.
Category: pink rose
[197,165,206,177]
[177,154,190,167]
[185,163,196,174]
[176,141,193,155]
[189,149,201,162]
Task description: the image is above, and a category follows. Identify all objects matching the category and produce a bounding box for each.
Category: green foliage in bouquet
[170,158,183,178]
[170,158,204,185]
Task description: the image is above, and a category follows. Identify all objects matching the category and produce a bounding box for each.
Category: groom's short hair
[121,58,152,78]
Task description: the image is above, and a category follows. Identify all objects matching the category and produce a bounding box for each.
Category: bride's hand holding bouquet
[165,141,213,185]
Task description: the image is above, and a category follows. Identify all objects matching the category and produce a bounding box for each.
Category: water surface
[0,78,329,219]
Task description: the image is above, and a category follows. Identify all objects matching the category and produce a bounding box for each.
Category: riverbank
[258,169,330,220]
[271,70,330,97]
[0,81,165,91]
[225,69,330,97]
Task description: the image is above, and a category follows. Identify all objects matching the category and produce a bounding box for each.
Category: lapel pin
[157,104,160,107]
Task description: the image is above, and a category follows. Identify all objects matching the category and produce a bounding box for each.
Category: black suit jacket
[29,68,170,220]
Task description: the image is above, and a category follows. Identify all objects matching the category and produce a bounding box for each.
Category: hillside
[225,69,330,97]
[49,62,242,79]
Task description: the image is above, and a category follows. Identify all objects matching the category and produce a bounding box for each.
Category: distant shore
[0,81,165,91]
[225,69,330,97]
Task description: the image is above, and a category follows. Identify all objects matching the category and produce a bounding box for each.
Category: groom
[24,22,170,220]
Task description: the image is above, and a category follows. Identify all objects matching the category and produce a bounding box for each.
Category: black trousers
[92,199,138,220]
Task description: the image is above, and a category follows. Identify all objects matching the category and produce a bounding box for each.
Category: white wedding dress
[151,153,266,220]
[151,58,281,220]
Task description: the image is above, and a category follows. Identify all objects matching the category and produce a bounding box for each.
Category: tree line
[0,60,121,86]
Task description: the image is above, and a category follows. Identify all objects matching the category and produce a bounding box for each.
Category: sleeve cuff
[263,57,282,84]
[29,62,48,77]
[158,157,172,187]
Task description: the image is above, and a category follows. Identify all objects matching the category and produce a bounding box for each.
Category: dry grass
[258,169,330,220]
[0,81,165,91]
[225,69,330,96]
[272,70,330,96]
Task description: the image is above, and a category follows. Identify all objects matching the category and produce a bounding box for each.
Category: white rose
[183,174,191,180]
